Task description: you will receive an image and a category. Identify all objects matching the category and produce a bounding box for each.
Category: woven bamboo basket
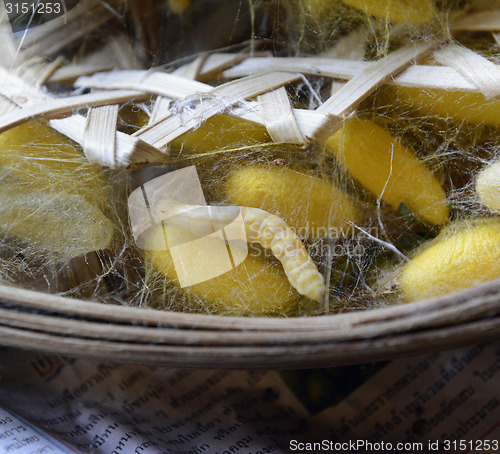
[1,0,500,368]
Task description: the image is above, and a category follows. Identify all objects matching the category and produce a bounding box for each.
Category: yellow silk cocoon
[226,165,359,239]
[302,0,436,23]
[144,224,298,315]
[0,122,113,258]
[476,160,500,212]
[393,86,500,128]
[326,118,449,225]
[400,220,500,301]
[171,115,271,152]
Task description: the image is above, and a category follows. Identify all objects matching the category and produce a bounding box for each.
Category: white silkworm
[156,201,326,302]
[241,206,326,303]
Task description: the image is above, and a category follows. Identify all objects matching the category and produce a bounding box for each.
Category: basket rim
[1,277,500,331]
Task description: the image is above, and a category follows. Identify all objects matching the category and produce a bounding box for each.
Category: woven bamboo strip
[50,115,164,168]
[0,89,145,134]
[83,105,120,168]
[77,68,339,143]
[173,55,206,79]
[48,64,116,83]
[76,70,211,99]
[231,103,342,141]
[197,52,269,80]
[322,26,368,60]
[223,57,482,92]
[323,27,368,96]
[258,87,306,144]
[134,72,300,149]
[316,40,438,116]
[148,97,172,125]
[0,88,164,167]
[433,42,500,98]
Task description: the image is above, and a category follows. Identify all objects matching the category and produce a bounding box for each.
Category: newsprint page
[0,340,498,453]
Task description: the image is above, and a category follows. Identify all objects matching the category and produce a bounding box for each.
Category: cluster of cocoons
[0,122,113,260]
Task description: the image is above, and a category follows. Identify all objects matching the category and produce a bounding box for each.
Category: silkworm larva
[157,201,326,302]
[476,160,500,211]
[400,220,500,301]
[241,206,326,303]
[326,118,449,225]
[144,223,298,315]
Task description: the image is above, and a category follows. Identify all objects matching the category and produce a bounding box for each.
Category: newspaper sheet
[0,341,499,453]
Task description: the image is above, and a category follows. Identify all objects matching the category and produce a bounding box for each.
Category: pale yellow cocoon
[400,220,500,301]
[0,187,114,260]
[476,160,500,211]
[144,224,298,315]
[393,86,500,128]
[0,122,113,257]
[171,114,271,153]
[226,166,360,238]
[326,118,449,225]
[302,0,436,23]
[0,121,108,207]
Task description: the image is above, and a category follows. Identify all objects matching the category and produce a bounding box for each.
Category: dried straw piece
[16,57,64,86]
[83,105,120,168]
[433,42,500,99]
[258,87,306,145]
[316,40,438,117]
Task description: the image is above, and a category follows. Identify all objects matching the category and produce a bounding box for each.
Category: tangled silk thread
[2,0,500,315]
